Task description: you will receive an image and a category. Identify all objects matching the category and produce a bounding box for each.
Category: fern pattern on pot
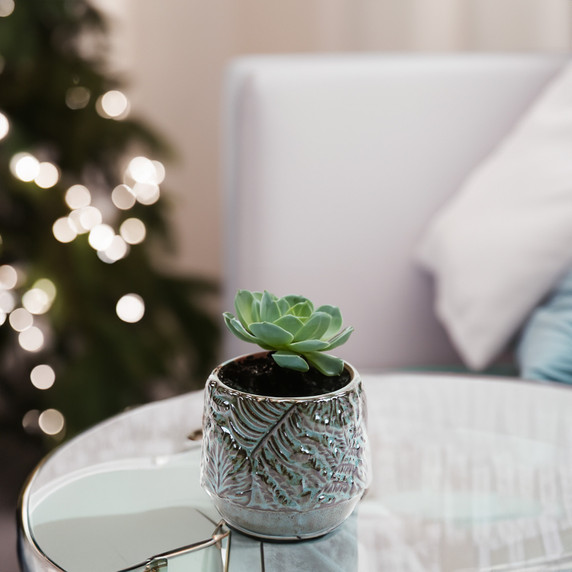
[201,376,370,511]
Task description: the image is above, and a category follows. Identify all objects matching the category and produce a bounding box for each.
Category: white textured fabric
[417,61,572,370]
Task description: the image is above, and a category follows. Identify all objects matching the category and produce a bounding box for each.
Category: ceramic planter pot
[200,352,370,540]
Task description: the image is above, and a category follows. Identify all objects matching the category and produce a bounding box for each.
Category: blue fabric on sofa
[516,268,572,383]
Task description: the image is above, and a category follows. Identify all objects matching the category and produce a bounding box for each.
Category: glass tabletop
[18,373,572,571]
[23,447,229,571]
[360,373,572,571]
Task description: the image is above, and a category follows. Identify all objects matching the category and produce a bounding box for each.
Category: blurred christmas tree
[0,0,219,448]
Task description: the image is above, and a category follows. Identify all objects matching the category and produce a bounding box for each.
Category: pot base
[209,494,361,540]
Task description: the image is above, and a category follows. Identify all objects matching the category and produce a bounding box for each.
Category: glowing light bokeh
[96,251,113,264]
[79,205,103,231]
[30,364,55,390]
[0,311,6,326]
[105,235,129,262]
[152,160,166,184]
[133,182,160,205]
[9,307,33,331]
[53,217,78,243]
[68,210,87,234]
[0,291,16,313]
[65,86,91,110]
[111,184,136,210]
[0,264,17,289]
[120,218,146,245]
[116,294,145,323]
[35,162,60,189]
[126,156,165,188]
[22,410,40,432]
[97,90,130,119]
[88,224,114,251]
[10,152,40,182]
[39,408,65,435]
[0,0,15,17]
[128,156,155,183]
[22,288,52,315]
[65,184,91,209]
[34,278,57,304]
[0,111,9,140]
[19,326,45,352]
[69,206,102,234]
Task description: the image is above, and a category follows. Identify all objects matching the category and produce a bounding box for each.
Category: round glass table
[18,373,572,571]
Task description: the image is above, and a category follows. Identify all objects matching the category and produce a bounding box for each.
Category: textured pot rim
[210,351,360,402]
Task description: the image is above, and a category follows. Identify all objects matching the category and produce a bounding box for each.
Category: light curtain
[314,0,571,52]
[117,0,570,279]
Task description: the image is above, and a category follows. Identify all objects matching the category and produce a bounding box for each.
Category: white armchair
[221,54,567,372]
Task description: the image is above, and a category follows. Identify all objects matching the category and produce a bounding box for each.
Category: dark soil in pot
[218,352,351,398]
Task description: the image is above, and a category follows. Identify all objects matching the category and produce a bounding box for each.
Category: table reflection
[360,374,572,571]
[22,449,229,571]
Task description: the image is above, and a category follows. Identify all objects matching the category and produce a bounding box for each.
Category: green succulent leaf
[283,294,309,308]
[287,301,314,319]
[234,290,258,327]
[276,297,290,315]
[249,322,294,347]
[324,326,354,350]
[304,351,345,377]
[223,313,258,344]
[260,290,281,323]
[316,305,343,339]
[251,295,262,323]
[224,290,353,376]
[272,351,309,372]
[288,339,330,352]
[274,314,304,336]
[293,311,331,342]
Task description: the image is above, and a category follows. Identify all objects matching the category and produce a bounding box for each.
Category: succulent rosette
[223,290,353,376]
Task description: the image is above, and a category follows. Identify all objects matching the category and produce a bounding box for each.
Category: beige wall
[117,0,570,280]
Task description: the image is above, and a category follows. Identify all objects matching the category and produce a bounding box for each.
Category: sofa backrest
[222,54,567,371]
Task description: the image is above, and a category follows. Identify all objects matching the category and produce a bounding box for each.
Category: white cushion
[224,54,567,370]
[417,61,572,370]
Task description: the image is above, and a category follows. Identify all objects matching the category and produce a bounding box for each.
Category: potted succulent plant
[200,290,370,540]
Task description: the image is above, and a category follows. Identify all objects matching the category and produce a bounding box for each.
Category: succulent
[224,290,353,376]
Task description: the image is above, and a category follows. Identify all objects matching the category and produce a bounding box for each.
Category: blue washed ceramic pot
[200,352,370,540]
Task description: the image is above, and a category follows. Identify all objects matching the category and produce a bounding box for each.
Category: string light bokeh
[0,0,219,453]
[0,0,14,19]
[0,74,164,441]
